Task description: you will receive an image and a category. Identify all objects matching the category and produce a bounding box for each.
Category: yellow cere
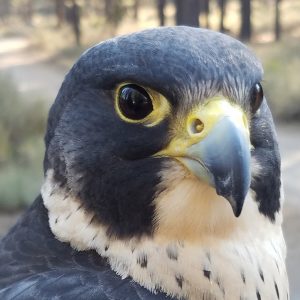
[155,96,250,158]
[114,83,171,127]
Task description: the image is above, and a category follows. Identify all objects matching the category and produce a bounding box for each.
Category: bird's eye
[250,83,264,114]
[115,83,170,126]
[117,84,153,120]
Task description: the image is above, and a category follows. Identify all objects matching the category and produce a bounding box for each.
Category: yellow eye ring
[115,83,171,127]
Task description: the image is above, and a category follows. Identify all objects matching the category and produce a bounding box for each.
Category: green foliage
[0,74,46,210]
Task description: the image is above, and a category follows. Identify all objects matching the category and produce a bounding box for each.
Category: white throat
[42,168,288,300]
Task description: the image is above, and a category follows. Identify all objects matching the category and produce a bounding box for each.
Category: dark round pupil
[118,85,153,120]
[250,83,264,114]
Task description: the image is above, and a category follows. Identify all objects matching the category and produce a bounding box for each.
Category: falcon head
[43,26,281,242]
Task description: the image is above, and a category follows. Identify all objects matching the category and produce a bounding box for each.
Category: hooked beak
[155,97,251,217]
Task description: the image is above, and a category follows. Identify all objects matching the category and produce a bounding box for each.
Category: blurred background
[0,0,299,298]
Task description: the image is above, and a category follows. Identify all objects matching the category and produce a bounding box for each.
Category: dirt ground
[0,37,299,299]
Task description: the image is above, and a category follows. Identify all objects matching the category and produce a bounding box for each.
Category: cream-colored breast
[42,168,288,300]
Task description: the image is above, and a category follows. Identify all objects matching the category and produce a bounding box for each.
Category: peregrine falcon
[0,27,289,300]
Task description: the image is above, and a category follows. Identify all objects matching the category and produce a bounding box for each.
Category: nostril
[189,118,204,135]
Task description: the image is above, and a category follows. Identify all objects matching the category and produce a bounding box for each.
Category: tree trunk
[202,0,210,28]
[22,0,33,25]
[104,0,123,26]
[275,0,281,41]
[219,0,226,32]
[55,0,65,28]
[240,0,251,41]
[175,0,200,27]
[133,0,140,20]
[68,0,81,46]
[105,0,113,20]
[157,0,166,26]
[0,0,11,20]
